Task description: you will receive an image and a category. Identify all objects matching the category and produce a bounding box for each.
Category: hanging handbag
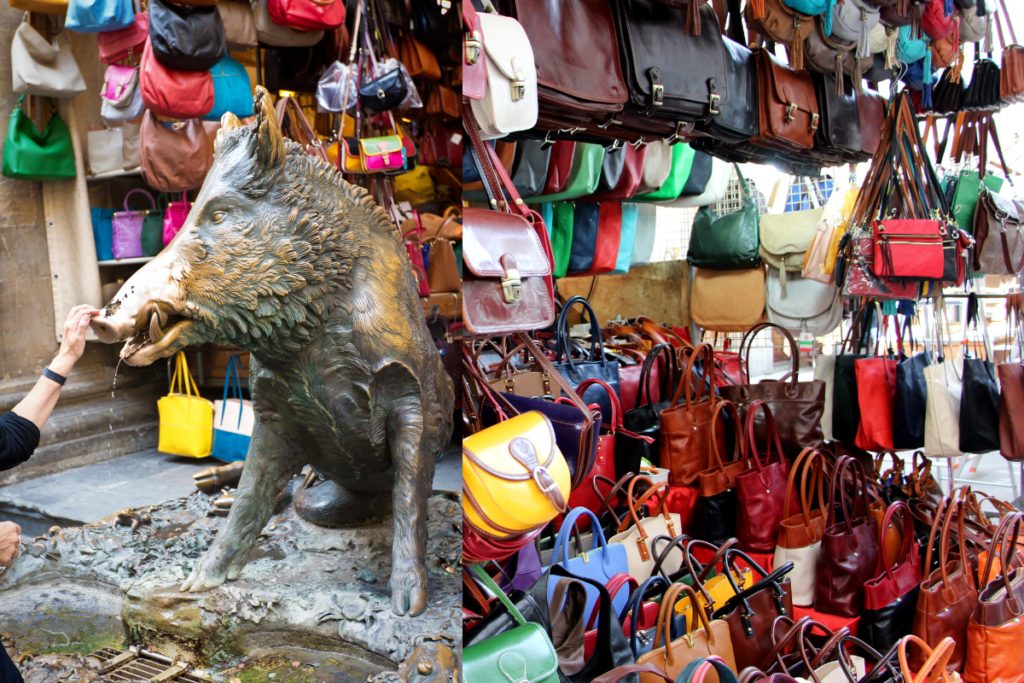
[551,297,622,424]
[66,0,133,32]
[687,167,761,270]
[995,2,1024,104]
[894,314,933,450]
[464,565,560,683]
[862,501,922,653]
[630,204,658,268]
[251,0,322,45]
[871,219,946,279]
[2,96,75,182]
[999,293,1024,462]
[667,156,732,209]
[623,343,678,472]
[565,202,601,275]
[766,270,841,337]
[139,112,213,192]
[735,400,791,553]
[141,197,164,257]
[960,296,1001,454]
[691,401,744,545]
[139,39,214,119]
[612,204,640,274]
[111,188,156,259]
[751,48,821,153]
[660,343,724,487]
[608,478,684,580]
[149,0,226,71]
[87,128,123,177]
[217,0,257,50]
[162,194,190,246]
[774,448,830,606]
[690,266,766,333]
[548,508,630,625]
[359,64,407,113]
[814,456,881,618]
[574,204,622,277]
[275,95,328,162]
[470,11,538,140]
[855,348,899,453]
[158,352,215,458]
[974,187,1024,275]
[205,56,254,121]
[635,141,673,196]
[400,33,440,81]
[632,144,697,204]
[211,354,253,462]
[11,22,87,98]
[97,11,147,62]
[121,122,140,170]
[524,144,606,205]
[760,181,824,283]
[267,0,343,31]
[425,238,459,294]
[720,322,826,454]
[92,207,115,261]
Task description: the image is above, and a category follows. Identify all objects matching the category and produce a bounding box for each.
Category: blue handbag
[782,0,838,34]
[211,355,253,462]
[567,202,601,275]
[204,57,255,121]
[611,203,639,275]
[548,507,629,624]
[91,207,114,261]
[66,0,133,33]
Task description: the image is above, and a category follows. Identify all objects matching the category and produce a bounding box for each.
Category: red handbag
[139,39,214,119]
[584,573,639,659]
[854,353,898,453]
[735,400,791,553]
[543,141,576,195]
[268,0,345,31]
[577,203,623,276]
[587,144,648,202]
[611,345,664,415]
[844,236,921,299]
[922,0,958,41]
[563,380,623,528]
[871,219,946,280]
[864,501,921,611]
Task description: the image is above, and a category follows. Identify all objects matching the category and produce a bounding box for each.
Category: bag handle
[655,584,716,664]
[552,507,610,566]
[576,378,622,431]
[744,399,785,477]
[170,351,199,398]
[468,564,527,627]
[735,323,801,393]
[669,343,716,412]
[875,501,915,583]
[683,538,740,606]
[625,575,673,654]
[123,188,156,213]
[219,354,250,430]
[650,533,691,583]
[592,473,641,530]
[620,476,673,536]
[706,400,743,479]
[898,636,956,683]
[783,448,828,537]
[556,296,609,371]
[713,548,793,622]
[638,343,677,408]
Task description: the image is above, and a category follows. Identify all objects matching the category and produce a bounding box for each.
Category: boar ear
[216,112,243,152]
[250,86,285,177]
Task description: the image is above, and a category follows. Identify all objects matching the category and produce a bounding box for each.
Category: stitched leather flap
[479,12,534,83]
[463,207,552,278]
[103,65,139,104]
[761,208,824,255]
[982,191,1021,222]
[766,50,817,111]
[359,135,403,157]
[463,410,558,478]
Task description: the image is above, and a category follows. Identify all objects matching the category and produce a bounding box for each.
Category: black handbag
[677,151,714,198]
[690,489,735,546]
[596,145,629,195]
[893,341,932,450]
[358,65,407,112]
[263,46,323,93]
[553,297,622,425]
[963,56,1004,111]
[960,294,1001,453]
[812,72,863,156]
[833,307,875,445]
[931,67,965,116]
[697,35,760,143]
[622,343,678,472]
[148,0,226,72]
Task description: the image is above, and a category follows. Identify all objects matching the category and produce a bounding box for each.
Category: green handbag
[525,143,606,204]
[631,143,696,203]
[686,166,762,270]
[463,565,560,683]
[2,95,75,181]
[551,202,575,279]
[141,211,164,257]
[950,168,1004,235]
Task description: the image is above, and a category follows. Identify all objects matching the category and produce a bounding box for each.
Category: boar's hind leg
[181,417,303,592]
[376,363,436,617]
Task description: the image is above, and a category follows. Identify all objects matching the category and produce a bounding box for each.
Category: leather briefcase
[750,48,820,153]
[698,36,759,143]
[812,72,863,157]
[745,0,814,69]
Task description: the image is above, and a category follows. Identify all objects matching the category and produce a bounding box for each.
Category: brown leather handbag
[426,82,461,120]
[719,322,826,455]
[483,341,563,400]
[426,238,460,293]
[995,1,1024,105]
[697,400,746,499]
[750,48,820,153]
[275,96,329,163]
[635,583,737,683]
[139,111,212,192]
[965,512,1024,683]
[400,33,441,81]
[999,294,1024,462]
[745,0,814,70]
[659,343,725,486]
[974,187,1024,275]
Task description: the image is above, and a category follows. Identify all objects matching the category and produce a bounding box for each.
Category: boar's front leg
[182,415,303,592]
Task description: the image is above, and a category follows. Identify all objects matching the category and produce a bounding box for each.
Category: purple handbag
[498,542,544,592]
[111,188,155,259]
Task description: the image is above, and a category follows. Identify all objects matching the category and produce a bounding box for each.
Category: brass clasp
[652,83,664,106]
[501,267,522,304]
[810,113,820,135]
[785,103,797,124]
[709,93,721,116]
[465,31,482,65]
[510,57,526,101]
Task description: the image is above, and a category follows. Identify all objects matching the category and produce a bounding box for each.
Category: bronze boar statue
[90,87,455,616]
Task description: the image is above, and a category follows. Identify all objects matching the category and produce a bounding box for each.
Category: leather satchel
[359,66,407,112]
[751,48,821,153]
[139,112,212,192]
[690,267,766,333]
[974,188,1024,275]
[766,270,841,338]
[425,238,459,294]
[149,0,226,72]
[996,1,1024,104]
[832,0,880,58]
[660,344,725,487]
[745,0,815,70]
[400,34,440,81]
[470,11,538,140]
[139,39,214,119]
[698,36,760,143]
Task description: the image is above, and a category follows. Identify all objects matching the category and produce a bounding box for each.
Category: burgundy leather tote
[734,400,791,553]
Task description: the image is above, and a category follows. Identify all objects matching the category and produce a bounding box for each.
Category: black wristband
[42,367,67,386]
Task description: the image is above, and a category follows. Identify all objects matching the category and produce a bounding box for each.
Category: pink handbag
[97,12,149,64]
[403,217,430,297]
[102,64,138,106]
[112,188,156,260]
[267,0,344,31]
[163,194,191,245]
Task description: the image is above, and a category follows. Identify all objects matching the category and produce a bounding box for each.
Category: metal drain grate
[90,647,211,682]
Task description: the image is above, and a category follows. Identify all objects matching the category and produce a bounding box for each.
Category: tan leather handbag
[426,238,460,293]
[217,0,258,50]
[400,33,441,81]
[690,266,765,333]
[140,112,213,192]
[636,583,737,683]
[659,344,724,486]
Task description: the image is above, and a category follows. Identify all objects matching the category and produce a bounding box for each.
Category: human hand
[0,521,22,567]
[51,305,101,376]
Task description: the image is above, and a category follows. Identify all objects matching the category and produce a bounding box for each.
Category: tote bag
[112,188,156,259]
[2,96,75,182]
[924,359,964,458]
[91,207,114,261]
[12,22,87,98]
[158,352,214,458]
[212,354,254,462]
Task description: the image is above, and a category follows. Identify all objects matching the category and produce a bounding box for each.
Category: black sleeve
[0,412,40,473]
[0,641,24,683]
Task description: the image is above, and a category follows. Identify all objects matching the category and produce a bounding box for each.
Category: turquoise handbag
[631,143,696,203]
[204,56,255,121]
[91,208,115,261]
[783,0,837,34]
[611,203,639,274]
[525,143,606,204]
[464,565,560,683]
[2,96,76,181]
[66,0,133,33]
[539,202,554,238]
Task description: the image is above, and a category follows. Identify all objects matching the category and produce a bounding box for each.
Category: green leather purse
[3,95,75,181]
[631,143,696,203]
[525,143,606,204]
[463,565,560,683]
[950,168,1004,235]
[686,165,762,270]
[551,202,575,279]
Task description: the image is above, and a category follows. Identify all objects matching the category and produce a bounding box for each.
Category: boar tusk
[149,311,165,343]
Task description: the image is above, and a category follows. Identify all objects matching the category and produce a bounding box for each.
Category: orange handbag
[659,344,725,486]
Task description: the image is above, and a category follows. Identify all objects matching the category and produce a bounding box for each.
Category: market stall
[462,0,1024,681]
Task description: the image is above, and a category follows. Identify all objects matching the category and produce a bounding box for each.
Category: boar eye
[212,211,227,223]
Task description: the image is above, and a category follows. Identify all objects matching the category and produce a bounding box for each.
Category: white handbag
[211,355,254,462]
[11,20,87,98]
[924,298,964,459]
[664,158,732,208]
[87,128,124,176]
[766,269,841,337]
[635,141,673,195]
[607,480,683,581]
[102,84,145,125]
[470,12,538,140]
[250,0,323,47]
[629,204,658,268]
[773,542,821,606]
[959,6,990,46]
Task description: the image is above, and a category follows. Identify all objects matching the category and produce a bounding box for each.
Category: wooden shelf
[97,256,153,267]
[87,168,142,182]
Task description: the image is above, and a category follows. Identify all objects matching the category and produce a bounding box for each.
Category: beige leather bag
[87,128,123,176]
[690,266,766,333]
[12,20,86,98]
[607,478,684,581]
[250,0,323,46]
[122,122,141,170]
[140,112,213,192]
[218,0,258,50]
[760,180,823,288]
[635,141,673,195]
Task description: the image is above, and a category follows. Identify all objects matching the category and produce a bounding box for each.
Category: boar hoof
[294,479,392,529]
[180,549,235,592]
[390,563,428,617]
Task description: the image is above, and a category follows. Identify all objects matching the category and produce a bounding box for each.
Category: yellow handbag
[673,539,753,631]
[395,165,435,199]
[823,188,859,275]
[158,352,215,458]
[463,411,570,539]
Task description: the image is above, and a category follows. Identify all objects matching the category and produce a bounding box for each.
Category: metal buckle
[376,88,386,100]
[465,31,482,65]
[532,465,557,492]
[810,113,820,135]
[785,103,798,124]
[501,266,522,304]
[511,73,526,102]
[709,92,721,116]
[636,538,650,561]
[652,83,664,107]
